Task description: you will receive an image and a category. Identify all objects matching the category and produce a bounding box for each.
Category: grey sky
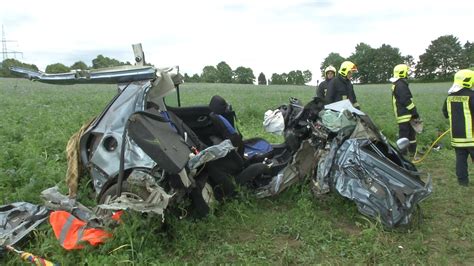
[1,0,473,83]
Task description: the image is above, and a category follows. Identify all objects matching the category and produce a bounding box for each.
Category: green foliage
[184,73,201,83]
[233,66,255,84]
[216,61,233,83]
[92,55,129,69]
[347,43,405,83]
[45,63,70,73]
[201,65,218,83]
[270,70,310,85]
[303,70,312,83]
[416,35,464,81]
[270,73,284,85]
[258,72,267,85]
[0,58,38,77]
[372,44,404,82]
[287,70,305,85]
[1,79,473,264]
[348,43,375,83]
[70,61,88,70]
[462,41,474,68]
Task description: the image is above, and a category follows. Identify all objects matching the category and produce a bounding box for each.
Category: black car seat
[208,95,273,163]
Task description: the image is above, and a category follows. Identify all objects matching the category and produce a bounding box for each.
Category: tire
[98,177,215,220]
[98,180,150,205]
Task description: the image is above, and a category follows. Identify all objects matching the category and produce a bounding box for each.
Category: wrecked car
[253,99,432,227]
[10,44,432,227]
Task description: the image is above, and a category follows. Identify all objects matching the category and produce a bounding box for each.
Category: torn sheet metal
[40,186,97,224]
[331,138,432,227]
[256,139,319,198]
[188,139,236,170]
[0,202,49,246]
[10,65,157,84]
[98,170,173,222]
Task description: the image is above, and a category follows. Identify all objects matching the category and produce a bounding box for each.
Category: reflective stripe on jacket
[442,89,474,147]
[49,211,112,250]
[391,79,415,124]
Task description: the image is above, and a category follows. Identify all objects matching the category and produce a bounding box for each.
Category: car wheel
[98,180,150,205]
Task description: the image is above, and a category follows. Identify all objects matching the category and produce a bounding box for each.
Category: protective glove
[411,108,419,119]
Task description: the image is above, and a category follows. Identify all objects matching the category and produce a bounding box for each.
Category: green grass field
[0,78,473,264]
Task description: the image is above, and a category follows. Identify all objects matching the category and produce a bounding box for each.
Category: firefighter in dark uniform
[316,65,336,100]
[325,61,360,109]
[442,69,474,187]
[390,64,419,155]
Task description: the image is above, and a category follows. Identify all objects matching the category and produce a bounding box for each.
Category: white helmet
[324,65,336,76]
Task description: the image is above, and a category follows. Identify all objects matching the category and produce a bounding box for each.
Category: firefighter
[316,65,336,100]
[442,69,474,187]
[390,64,419,155]
[325,61,360,109]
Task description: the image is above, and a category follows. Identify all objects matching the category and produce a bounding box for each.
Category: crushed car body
[10,44,432,228]
[256,99,432,227]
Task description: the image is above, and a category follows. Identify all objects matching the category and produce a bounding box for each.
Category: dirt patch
[273,234,303,249]
[336,220,362,235]
[231,229,258,243]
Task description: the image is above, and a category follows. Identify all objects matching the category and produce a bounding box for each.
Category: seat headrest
[209,95,228,115]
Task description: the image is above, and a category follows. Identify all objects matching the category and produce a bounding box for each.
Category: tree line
[0,54,131,78]
[1,34,472,84]
[321,35,473,83]
[183,61,313,85]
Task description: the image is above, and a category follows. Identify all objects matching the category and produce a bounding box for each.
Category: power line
[2,25,23,61]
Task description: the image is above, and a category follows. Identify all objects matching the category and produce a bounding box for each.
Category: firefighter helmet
[453,69,474,89]
[339,61,357,77]
[324,65,336,76]
[393,64,409,79]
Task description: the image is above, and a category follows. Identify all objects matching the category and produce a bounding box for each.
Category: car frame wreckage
[7,44,432,232]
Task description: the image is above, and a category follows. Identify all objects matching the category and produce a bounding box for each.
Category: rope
[412,129,450,164]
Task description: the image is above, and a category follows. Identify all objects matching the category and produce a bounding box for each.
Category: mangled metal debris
[98,170,173,222]
[0,202,49,246]
[256,99,432,227]
[10,45,432,229]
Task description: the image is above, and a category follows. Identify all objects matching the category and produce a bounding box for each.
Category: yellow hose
[412,129,450,164]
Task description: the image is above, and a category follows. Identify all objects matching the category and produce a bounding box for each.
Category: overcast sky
[1,0,473,84]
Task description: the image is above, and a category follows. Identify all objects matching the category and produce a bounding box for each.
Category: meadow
[0,78,473,264]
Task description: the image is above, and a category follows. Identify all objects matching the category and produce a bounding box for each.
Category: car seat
[208,95,273,162]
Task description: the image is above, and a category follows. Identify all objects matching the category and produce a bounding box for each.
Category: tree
[92,55,129,69]
[184,73,201,83]
[216,61,233,83]
[258,72,267,85]
[45,63,70,73]
[184,73,191,81]
[201,65,218,83]
[287,70,305,85]
[415,35,464,81]
[233,66,255,84]
[303,70,312,84]
[271,73,284,85]
[348,43,376,83]
[462,41,474,68]
[280,73,288,84]
[320,52,345,77]
[0,58,38,77]
[403,55,416,73]
[191,74,201,83]
[371,44,404,83]
[70,61,88,70]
